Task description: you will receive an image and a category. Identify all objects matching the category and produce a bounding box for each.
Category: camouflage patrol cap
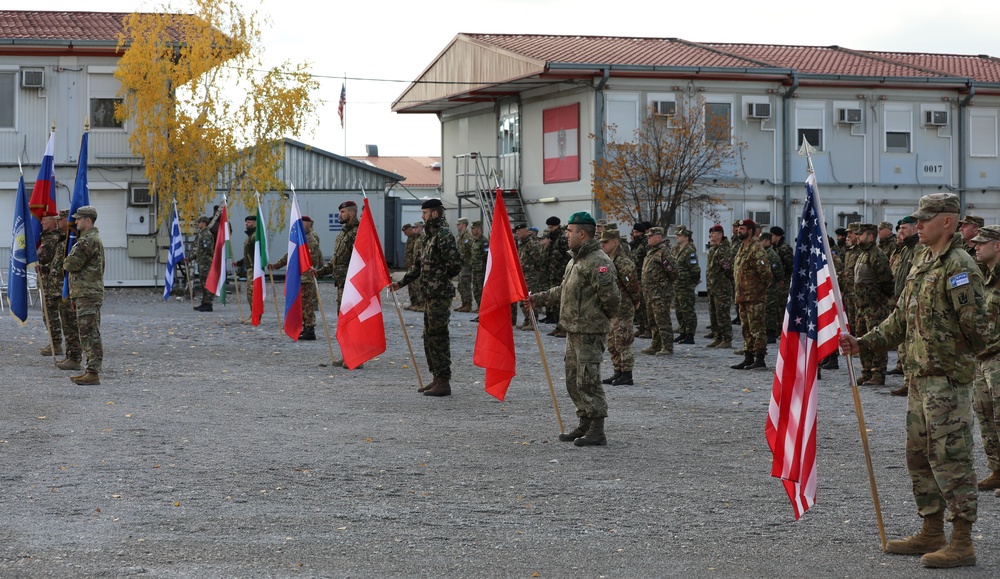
[646,226,665,237]
[58,209,70,219]
[471,220,483,229]
[675,225,693,238]
[456,217,469,225]
[600,228,622,242]
[412,221,424,227]
[970,224,1000,243]
[71,206,97,220]
[759,231,773,241]
[910,193,960,220]
[960,215,985,228]
[596,218,607,227]
[878,221,893,230]
[857,223,878,235]
[197,216,211,224]
[846,222,860,233]
[606,222,618,230]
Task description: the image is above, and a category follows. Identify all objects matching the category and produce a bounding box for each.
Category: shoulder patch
[689,258,697,264]
[598,265,608,273]
[950,273,970,288]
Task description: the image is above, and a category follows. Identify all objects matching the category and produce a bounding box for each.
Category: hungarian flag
[336,197,390,369]
[204,204,231,303]
[282,193,312,340]
[251,203,269,326]
[474,189,529,400]
[542,103,580,184]
[765,173,843,519]
[29,131,57,221]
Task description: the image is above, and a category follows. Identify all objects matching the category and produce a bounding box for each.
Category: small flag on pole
[765,172,843,519]
[251,202,269,326]
[163,205,186,300]
[282,193,312,340]
[8,174,40,325]
[28,131,57,221]
[204,203,231,304]
[62,131,89,299]
[338,82,346,128]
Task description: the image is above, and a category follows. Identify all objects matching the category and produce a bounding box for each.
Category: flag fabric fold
[765,172,843,519]
[163,206,186,300]
[204,204,230,303]
[251,203,269,326]
[29,131,56,221]
[282,194,312,340]
[338,83,346,128]
[62,132,89,299]
[473,189,529,400]
[336,197,390,369]
[8,175,40,325]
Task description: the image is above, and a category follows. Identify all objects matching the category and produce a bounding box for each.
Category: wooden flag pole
[845,354,888,551]
[35,272,59,366]
[313,277,339,366]
[527,302,564,434]
[268,269,282,334]
[389,288,424,391]
[232,264,245,322]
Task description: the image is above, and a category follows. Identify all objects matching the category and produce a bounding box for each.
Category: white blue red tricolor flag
[766,172,843,519]
[282,193,312,340]
[8,174,40,325]
[163,205,185,300]
[28,131,56,221]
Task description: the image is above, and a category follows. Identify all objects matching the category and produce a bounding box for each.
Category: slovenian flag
[283,193,312,340]
[29,131,57,221]
[251,203,269,326]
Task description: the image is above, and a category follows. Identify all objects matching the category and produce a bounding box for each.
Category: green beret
[897,216,917,227]
[568,211,596,226]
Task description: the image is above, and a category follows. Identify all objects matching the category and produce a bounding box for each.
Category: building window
[0,72,14,129]
[884,104,912,153]
[498,101,519,156]
[885,131,911,153]
[705,102,731,143]
[797,129,823,151]
[970,109,998,158]
[795,102,825,151]
[90,98,123,129]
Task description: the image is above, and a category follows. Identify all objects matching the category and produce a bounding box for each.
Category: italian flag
[251,203,269,326]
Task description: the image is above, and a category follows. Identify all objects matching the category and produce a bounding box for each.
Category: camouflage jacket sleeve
[766,248,784,284]
[777,243,794,279]
[195,229,215,262]
[614,249,641,308]
[64,228,105,300]
[36,230,61,273]
[331,221,358,286]
[675,244,701,285]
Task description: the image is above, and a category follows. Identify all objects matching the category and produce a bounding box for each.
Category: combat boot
[703,331,714,339]
[885,511,946,555]
[612,371,633,386]
[717,341,732,349]
[56,358,82,370]
[423,379,452,397]
[299,326,316,341]
[749,351,767,370]
[887,366,904,376]
[977,470,1000,491]
[40,344,63,356]
[731,353,754,370]
[821,356,839,370]
[656,348,673,356]
[559,417,591,441]
[546,327,559,336]
[679,333,694,345]
[890,385,909,396]
[553,329,567,338]
[641,346,658,355]
[602,371,622,385]
[674,333,685,343]
[418,376,439,393]
[71,371,101,385]
[574,417,607,446]
[706,338,722,348]
[920,519,976,568]
[454,304,472,313]
[638,330,652,339]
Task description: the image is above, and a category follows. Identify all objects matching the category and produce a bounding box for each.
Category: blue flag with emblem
[8,174,40,325]
[63,131,89,299]
[164,205,186,300]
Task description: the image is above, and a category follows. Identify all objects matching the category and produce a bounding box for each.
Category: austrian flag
[542,103,580,183]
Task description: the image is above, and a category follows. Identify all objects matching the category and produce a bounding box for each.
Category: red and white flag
[204,204,231,303]
[251,203,269,326]
[474,189,529,400]
[765,173,843,519]
[336,197,390,369]
[542,103,580,183]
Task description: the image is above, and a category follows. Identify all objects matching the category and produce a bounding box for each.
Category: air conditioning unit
[653,100,676,117]
[129,186,153,206]
[925,110,948,126]
[21,68,44,88]
[838,108,862,124]
[747,102,771,119]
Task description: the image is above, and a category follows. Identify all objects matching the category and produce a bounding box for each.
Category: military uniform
[316,215,358,310]
[273,225,323,333]
[733,224,772,368]
[761,235,785,342]
[602,231,640,384]
[971,226,1000,491]
[841,223,860,330]
[543,222,571,322]
[404,225,424,309]
[672,227,700,343]
[888,222,922,380]
[194,223,216,308]
[63,207,105,381]
[455,218,474,310]
[235,221,256,307]
[853,225,895,385]
[629,225,651,335]
[706,232,733,346]
[771,228,794,340]
[641,231,676,355]
[468,224,490,309]
[37,225,68,354]
[516,227,546,326]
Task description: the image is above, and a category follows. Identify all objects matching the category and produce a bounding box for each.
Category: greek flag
[163,207,185,300]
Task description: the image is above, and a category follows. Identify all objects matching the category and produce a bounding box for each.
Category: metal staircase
[454,152,526,234]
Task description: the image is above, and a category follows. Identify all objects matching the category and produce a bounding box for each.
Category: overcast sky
[18,1,1000,158]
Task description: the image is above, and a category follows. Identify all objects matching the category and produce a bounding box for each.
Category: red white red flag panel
[542,103,580,184]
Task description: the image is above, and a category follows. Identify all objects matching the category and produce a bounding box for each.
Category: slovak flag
[29,131,57,221]
[336,197,390,369]
[283,193,312,340]
[473,189,529,400]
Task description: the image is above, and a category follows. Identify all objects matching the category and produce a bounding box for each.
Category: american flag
[338,82,346,128]
[765,172,843,519]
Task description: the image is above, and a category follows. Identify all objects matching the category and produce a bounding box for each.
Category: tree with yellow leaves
[591,97,744,228]
[115,0,318,226]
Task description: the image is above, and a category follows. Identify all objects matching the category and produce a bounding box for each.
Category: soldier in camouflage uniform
[769,226,794,342]
[531,211,621,446]
[542,216,571,331]
[233,215,257,310]
[454,217,474,312]
[403,223,424,310]
[599,228,640,386]
[62,206,105,386]
[878,221,898,261]
[731,219,772,370]
[841,194,988,568]
[193,216,216,311]
[960,215,988,277]
[273,216,323,340]
[887,216,921,392]
[640,227,676,356]
[468,221,490,312]
[671,225,700,344]
[314,201,359,312]
[629,222,651,338]
[759,232,785,344]
[515,223,546,329]
[52,210,82,366]
[841,222,861,332]
[971,225,1000,493]
[37,211,67,356]
[852,223,895,385]
[705,224,733,348]
[393,199,464,397]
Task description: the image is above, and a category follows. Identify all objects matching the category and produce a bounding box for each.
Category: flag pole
[805,149,886,551]
[314,277,339,365]
[268,268,282,332]
[389,288,424,390]
[35,267,58,366]
[178,201,195,307]
[526,302,565,434]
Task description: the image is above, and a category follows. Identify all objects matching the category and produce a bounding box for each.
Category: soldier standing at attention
[758,231,785,345]
[314,201,359,311]
[53,210,82,370]
[731,219,772,370]
[469,221,489,314]
[840,193,987,568]
[971,225,1000,494]
[37,211,66,355]
[640,227,676,356]
[600,228,640,386]
[454,217,474,312]
[514,223,545,330]
[193,216,216,312]
[959,215,987,277]
[671,225,700,345]
[542,216,571,332]
[233,215,257,310]
[529,212,620,446]
[769,226,794,339]
[705,224,733,348]
[887,216,921,393]
[403,222,424,310]
[273,216,323,340]
[852,223,895,386]
[408,221,426,311]
[392,199,464,397]
[878,221,898,260]
[841,222,861,333]
[62,206,105,386]
[629,222,651,338]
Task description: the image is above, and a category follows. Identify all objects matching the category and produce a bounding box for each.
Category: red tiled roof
[350,156,442,188]
[0,11,130,42]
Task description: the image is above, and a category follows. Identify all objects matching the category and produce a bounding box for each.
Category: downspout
[958,83,975,210]
[781,73,800,233]
[593,68,610,218]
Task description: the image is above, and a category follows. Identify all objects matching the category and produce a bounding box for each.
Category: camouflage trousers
[974,360,1000,472]
[673,285,697,334]
[644,291,673,353]
[565,332,608,419]
[43,291,63,346]
[738,301,766,354]
[61,297,81,361]
[854,305,889,380]
[72,297,103,373]
[198,259,215,305]
[422,297,453,380]
[244,278,253,308]
[472,270,485,308]
[607,312,635,372]
[634,294,648,332]
[407,278,424,307]
[708,285,733,341]
[906,375,978,522]
[765,281,788,336]
[457,266,473,307]
[301,277,317,328]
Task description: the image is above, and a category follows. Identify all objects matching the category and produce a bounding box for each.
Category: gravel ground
[1,284,997,578]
